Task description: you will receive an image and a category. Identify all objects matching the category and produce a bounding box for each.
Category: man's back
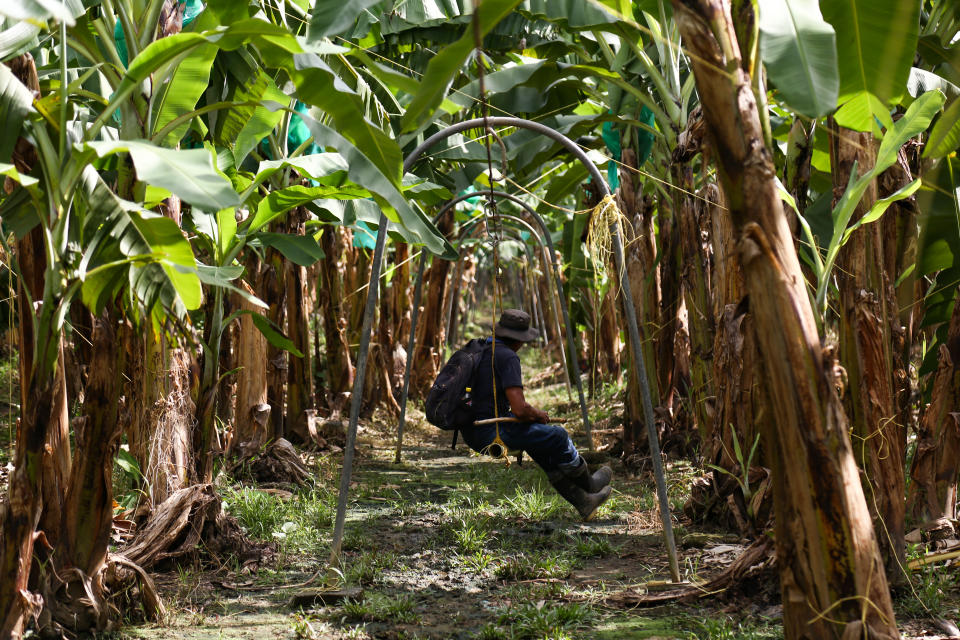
[471,338,523,420]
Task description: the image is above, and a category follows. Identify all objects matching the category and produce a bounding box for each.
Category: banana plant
[779,91,945,322]
[0,28,239,638]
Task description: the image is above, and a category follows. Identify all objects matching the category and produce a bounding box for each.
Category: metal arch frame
[494,214,561,355]
[394,191,589,464]
[330,117,680,583]
[442,211,557,356]
[446,216,545,346]
[488,221,552,353]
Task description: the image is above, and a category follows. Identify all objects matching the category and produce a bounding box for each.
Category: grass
[683,614,782,640]
[499,484,566,520]
[571,534,614,558]
[493,552,577,581]
[896,548,960,619]
[342,550,399,586]
[220,484,335,556]
[479,601,594,639]
[341,593,421,624]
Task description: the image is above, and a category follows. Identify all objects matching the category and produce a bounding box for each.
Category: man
[461,309,613,521]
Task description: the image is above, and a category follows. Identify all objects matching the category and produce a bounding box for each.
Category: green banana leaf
[399,0,522,133]
[78,169,202,317]
[84,140,240,211]
[151,43,218,146]
[759,0,838,118]
[0,63,35,163]
[820,0,919,130]
[290,53,402,186]
[253,232,325,266]
[214,66,287,166]
[924,97,960,159]
[249,184,370,233]
[308,0,383,39]
[297,112,456,258]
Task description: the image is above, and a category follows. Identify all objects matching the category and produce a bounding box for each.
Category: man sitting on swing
[462,309,613,521]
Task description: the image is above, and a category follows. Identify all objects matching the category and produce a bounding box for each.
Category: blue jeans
[461,421,580,472]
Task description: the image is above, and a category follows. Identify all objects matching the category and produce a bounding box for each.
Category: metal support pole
[329,211,390,566]
[609,215,682,583]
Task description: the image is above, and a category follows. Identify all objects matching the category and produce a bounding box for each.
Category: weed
[571,534,613,558]
[896,551,959,618]
[472,623,510,640]
[291,613,336,639]
[683,553,703,583]
[340,626,371,639]
[341,593,420,624]
[221,487,286,539]
[494,553,575,581]
[499,485,565,520]
[343,551,398,585]
[502,581,571,601]
[342,529,374,552]
[496,601,594,639]
[453,519,491,553]
[687,614,780,639]
[461,551,494,574]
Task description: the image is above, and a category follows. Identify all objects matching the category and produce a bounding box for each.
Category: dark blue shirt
[471,338,523,420]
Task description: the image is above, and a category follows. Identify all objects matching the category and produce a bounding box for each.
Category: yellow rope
[585,194,634,298]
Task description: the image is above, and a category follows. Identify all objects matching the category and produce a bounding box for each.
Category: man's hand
[505,387,549,424]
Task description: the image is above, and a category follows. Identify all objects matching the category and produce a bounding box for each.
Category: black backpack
[425,338,487,430]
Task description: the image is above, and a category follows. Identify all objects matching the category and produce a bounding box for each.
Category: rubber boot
[564,457,612,493]
[547,470,612,521]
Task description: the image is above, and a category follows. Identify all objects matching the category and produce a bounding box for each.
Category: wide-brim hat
[494,309,539,343]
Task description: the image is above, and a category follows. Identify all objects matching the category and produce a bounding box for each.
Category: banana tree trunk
[261,237,286,438]
[318,226,353,409]
[5,52,71,564]
[672,1,898,637]
[412,212,455,396]
[0,365,58,637]
[44,310,125,634]
[619,149,662,459]
[596,282,621,381]
[231,278,270,457]
[707,182,772,530]
[674,156,714,441]
[442,253,463,349]
[345,234,368,348]
[833,128,906,581]
[124,315,197,506]
[656,192,681,406]
[879,150,918,463]
[908,290,960,522]
[391,243,412,348]
[285,207,314,441]
[17,228,71,550]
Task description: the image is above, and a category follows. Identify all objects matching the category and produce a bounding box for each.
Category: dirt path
[113,378,782,640]
[112,378,958,640]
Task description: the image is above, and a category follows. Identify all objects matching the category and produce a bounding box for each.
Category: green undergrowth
[221,484,337,557]
[110,363,794,640]
[0,350,17,468]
